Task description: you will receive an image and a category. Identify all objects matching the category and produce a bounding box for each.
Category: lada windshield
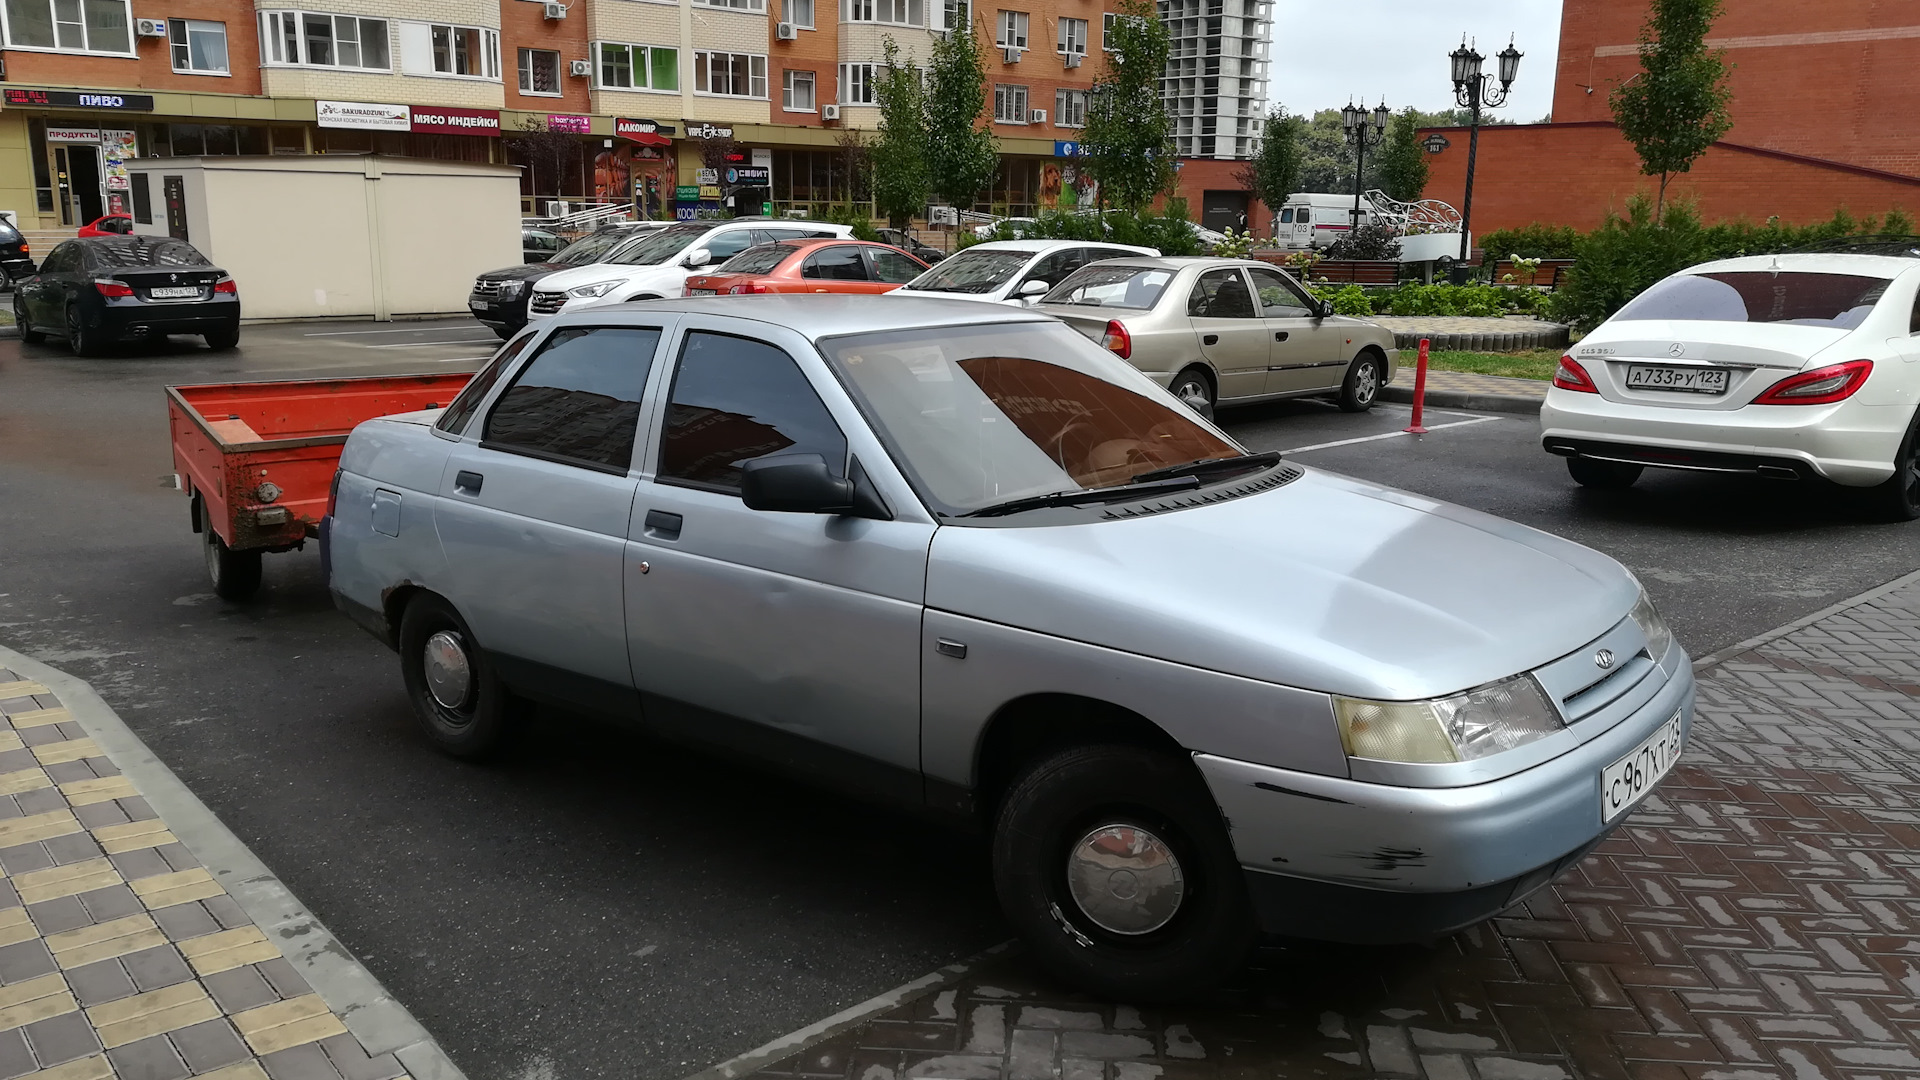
[899,248,1031,293]
[823,322,1244,515]
[1615,271,1893,328]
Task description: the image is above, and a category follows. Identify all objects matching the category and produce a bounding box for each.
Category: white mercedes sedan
[1541,252,1920,520]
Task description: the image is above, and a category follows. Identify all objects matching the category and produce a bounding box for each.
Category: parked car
[0,217,33,282]
[526,218,852,320]
[77,213,135,238]
[891,240,1156,307]
[522,227,565,264]
[15,236,238,356]
[1542,252,1920,521]
[1032,256,1397,417]
[875,228,947,263]
[470,222,669,339]
[684,239,928,296]
[325,296,1692,1000]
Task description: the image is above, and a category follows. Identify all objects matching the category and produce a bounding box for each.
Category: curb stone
[0,642,469,1080]
[1378,384,1542,416]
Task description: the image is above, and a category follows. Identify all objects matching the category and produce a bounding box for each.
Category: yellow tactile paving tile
[195,1064,270,1080]
[12,859,122,906]
[0,767,54,796]
[0,732,22,753]
[92,818,176,854]
[130,867,223,909]
[5,708,71,729]
[57,776,138,806]
[86,982,220,1049]
[30,739,102,766]
[178,927,280,977]
[0,681,50,698]
[0,810,81,849]
[0,974,77,1032]
[231,994,350,1056]
[21,1054,113,1080]
[0,907,35,948]
[44,914,167,969]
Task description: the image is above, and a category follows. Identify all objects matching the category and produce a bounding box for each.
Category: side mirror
[1315,300,1334,319]
[1016,279,1051,299]
[741,454,855,514]
[684,248,712,268]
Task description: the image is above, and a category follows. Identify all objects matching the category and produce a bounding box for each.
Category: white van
[1276,193,1385,251]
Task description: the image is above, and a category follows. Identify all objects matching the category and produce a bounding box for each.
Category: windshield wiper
[958,476,1202,518]
[1130,451,1282,484]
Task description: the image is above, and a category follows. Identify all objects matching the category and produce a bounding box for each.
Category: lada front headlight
[1334,675,1562,764]
[1629,589,1674,662]
[569,280,622,298]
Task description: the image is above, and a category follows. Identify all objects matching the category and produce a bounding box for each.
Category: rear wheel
[14,296,41,344]
[398,594,525,760]
[1866,413,1920,522]
[1168,368,1216,420]
[66,305,103,358]
[200,500,262,600]
[1567,456,1643,490]
[1337,352,1383,412]
[203,326,239,351]
[992,744,1255,1001]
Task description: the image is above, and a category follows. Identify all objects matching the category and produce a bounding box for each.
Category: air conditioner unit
[568,59,591,76]
[820,104,841,121]
[543,2,566,18]
[1029,108,1046,124]
[546,200,566,218]
[135,17,168,37]
[776,21,797,39]
[1063,52,1081,68]
[1002,47,1021,63]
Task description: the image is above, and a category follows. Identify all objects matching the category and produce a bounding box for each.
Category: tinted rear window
[1615,271,1892,328]
[716,243,797,275]
[1043,264,1174,309]
[88,239,212,268]
[0,221,19,243]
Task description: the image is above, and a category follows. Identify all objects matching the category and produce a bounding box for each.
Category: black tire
[398,593,525,760]
[992,744,1255,1001]
[200,500,262,600]
[1866,412,1920,522]
[66,305,103,358]
[1167,368,1216,420]
[1337,351,1384,412]
[14,296,41,344]
[1567,456,1643,490]
[203,326,239,351]
[490,324,515,341]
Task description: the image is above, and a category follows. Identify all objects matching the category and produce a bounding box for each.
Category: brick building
[1418,0,1920,239]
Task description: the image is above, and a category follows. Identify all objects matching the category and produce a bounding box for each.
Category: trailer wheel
[200,501,262,600]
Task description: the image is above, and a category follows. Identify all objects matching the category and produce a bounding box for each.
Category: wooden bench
[1251,254,1401,286]
[1487,258,1575,289]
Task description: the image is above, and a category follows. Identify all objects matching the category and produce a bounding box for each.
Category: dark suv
[0,219,34,282]
[469,222,664,339]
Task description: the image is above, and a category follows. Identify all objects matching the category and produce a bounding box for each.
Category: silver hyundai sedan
[322,297,1693,1000]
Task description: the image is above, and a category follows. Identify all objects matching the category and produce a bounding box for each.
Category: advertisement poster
[546,114,590,134]
[101,129,136,191]
[316,101,410,131]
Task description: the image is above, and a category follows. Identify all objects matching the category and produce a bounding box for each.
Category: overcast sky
[1265,1,1564,123]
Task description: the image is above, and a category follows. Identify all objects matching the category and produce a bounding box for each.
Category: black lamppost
[1342,100,1391,238]
[1449,35,1523,270]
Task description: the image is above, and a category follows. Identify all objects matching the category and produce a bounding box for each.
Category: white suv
[527,218,853,319]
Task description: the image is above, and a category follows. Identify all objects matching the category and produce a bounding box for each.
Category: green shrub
[1324,223,1402,261]
[1379,283,1535,318]
[1478,223,1580,260]
[1309,284,1372,316]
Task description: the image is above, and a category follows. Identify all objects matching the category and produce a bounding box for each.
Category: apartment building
[0,0,1137,231]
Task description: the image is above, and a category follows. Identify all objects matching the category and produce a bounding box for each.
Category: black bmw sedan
[15,236,239,356]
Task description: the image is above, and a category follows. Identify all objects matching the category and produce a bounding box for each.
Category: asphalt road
[0,319,1914,1080]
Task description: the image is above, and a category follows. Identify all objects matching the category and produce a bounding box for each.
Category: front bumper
[467,290,530,329]
[1541,386,1910,488]
[1197,657,1695,943]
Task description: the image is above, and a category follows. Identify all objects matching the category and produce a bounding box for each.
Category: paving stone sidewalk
[743,573,1920,1080]
[0,670,413,1080]
[1397,370,1548,400]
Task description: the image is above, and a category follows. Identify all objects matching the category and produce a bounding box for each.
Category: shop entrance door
[55,146,105,226]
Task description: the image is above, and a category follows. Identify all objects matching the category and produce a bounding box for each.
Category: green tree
[924,13,1000,211]
[1081,0,1174,212]
[1236,105,1305,233]
[1609,0,1734,219]
[870,37,930,228]
[1374,107,1430,203]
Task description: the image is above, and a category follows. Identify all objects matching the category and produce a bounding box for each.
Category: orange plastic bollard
[1403,338,1431,434]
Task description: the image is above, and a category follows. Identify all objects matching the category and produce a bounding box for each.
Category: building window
[993,83,1028,123]
[845,0,921,25]
[597,41,679,91]
[995,10,1026,49]
[695,0,765,11]
[428,23,497,78]
[518,47,560,94]
[939,0,967,29]
[1056,16,1084,55]
[782,69,815,111]
[1101,11,1114,49]
[1055,88,1086,127]
[5,0,131,52]
[838,63,873,104]
[169,18,228,73]
[695,51,768,98]
[258,11,389,69]
[784,0,813,26]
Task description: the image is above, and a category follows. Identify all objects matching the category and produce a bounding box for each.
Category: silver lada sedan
[322,297,1693,1000]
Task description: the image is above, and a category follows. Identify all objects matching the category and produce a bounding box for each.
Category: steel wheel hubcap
[1065,824,1185,936]
[423,630,474,711]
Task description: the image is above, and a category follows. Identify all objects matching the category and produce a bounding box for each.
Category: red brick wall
[768,2,835,129]
[502,0,591,114]
[1168,157,1271,235]
[9,0,262,96]
[1555,0,1920,178]
[1418,121,1920,237]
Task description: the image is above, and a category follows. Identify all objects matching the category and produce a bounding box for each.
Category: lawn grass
[1421,348,1560,381]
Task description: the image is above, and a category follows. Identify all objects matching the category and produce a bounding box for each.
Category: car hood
[1581,319,1848,370]
[890,287,1014,303]
[533,262,669,291]
[925,467,1636,700]
[477,262,568,282]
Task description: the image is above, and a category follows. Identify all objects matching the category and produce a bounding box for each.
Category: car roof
[1683,252,1920,278]
[956,239,1158,256]
[1068,255,1279,272]
[566,294,1057,337]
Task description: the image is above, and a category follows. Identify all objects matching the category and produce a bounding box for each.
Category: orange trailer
[166,373,474,599]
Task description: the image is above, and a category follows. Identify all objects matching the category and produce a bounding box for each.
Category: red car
[684,238,928,296]
[77,214,135,238]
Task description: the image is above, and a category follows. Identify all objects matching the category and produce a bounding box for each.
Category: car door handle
[1203,334,1219,346]
[644,509,683,540]
[1274,331,1289,342]
[454,470,483,495]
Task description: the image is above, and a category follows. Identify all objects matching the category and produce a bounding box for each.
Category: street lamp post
[1342,100,1391,242]
[1448,35,1522,272]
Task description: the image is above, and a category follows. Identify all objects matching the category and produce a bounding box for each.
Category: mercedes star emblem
[1668,343,1686,357]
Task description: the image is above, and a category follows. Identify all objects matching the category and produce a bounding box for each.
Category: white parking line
[302,326,479,337]
[1281,415,1502,455]
[365,339,499,349]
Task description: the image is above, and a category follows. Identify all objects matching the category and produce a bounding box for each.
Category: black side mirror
[741,454,856,514]
[1316,300,1334,319]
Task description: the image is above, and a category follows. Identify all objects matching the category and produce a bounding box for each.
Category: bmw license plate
[149,286,199,299]
[1601,711,1684,822]
[1624,365,1728,395]
[687,288,718,296]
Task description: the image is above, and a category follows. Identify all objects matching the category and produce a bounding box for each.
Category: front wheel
[14,296,42,344]
[992,745,1255,1001]
[200,500,262,600]
[1337,353,1383,412]
[1568,456,1643,490]
[398,594,525,760]
[1167,368,1216,420]
[1866,414,1920,522]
